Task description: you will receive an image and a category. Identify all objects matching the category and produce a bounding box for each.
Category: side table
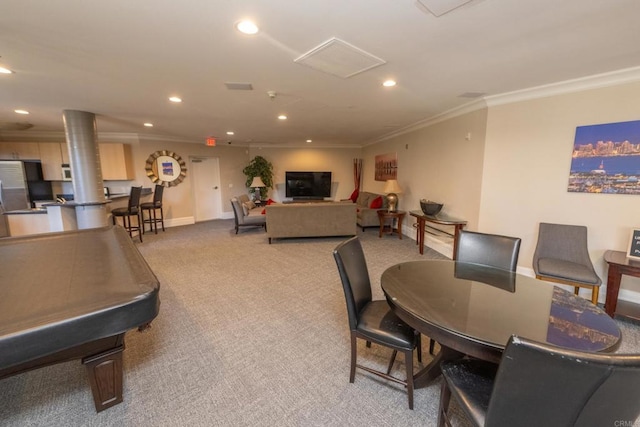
[377,210,405,240]
[604,250,640,320]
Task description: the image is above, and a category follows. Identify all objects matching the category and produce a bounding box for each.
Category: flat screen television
[285,171,332,200]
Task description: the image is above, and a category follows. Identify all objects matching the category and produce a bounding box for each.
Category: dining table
[381,260,621,388]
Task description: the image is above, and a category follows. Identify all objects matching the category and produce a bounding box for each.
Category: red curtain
[353,158,362,190]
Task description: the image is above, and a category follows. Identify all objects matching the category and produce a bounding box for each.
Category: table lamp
[250,176,266,202]
[383,179,403,212]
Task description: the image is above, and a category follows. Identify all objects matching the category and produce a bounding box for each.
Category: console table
[604,250,640,320]
[409,210,467,258]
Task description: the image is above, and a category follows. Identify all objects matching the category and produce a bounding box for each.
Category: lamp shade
[250,176,265,188]
[383,179,402,194]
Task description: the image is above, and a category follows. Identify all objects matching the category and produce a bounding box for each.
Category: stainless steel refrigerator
[0,161,53,237]
[0,161,30,212]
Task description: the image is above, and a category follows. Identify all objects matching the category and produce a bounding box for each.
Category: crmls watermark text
[614,421,640,427]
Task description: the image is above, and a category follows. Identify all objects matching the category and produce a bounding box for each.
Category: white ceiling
[1,0,640,147]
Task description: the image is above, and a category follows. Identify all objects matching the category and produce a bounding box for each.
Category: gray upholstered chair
[430,230,521,354]
[230,197,266,234]
[112,186,143,242]
[532,222,601,304]
[333,236,421,409]
[437,335,640,427]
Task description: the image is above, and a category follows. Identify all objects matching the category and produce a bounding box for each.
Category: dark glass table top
[381,260,621,354]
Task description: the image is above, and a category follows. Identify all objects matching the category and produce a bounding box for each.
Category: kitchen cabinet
[38,143,69,181]
[99,143,134,180]
[0,142,40,160]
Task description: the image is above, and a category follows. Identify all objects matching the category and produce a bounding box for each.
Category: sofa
[230,194,266,233]
[352,191,388,231]
[265,202,356,243]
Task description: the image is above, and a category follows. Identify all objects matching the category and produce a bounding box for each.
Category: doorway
[190,156,222,222]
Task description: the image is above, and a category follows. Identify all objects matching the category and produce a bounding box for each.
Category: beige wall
[361,80,640,302]
[108,139,249,220]
[362,108,488,230]
[247,146,362,202]
[481,81,640,298]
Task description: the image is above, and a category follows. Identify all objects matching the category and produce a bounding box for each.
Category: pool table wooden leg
[83,345,124,412]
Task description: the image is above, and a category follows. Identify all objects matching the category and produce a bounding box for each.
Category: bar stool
[111,186,143,242]
[141,184,165,234]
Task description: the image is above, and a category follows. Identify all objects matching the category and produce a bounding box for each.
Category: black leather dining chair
[455,230,521,271]
[430,230,521,354]
[111,186,143,242]
[437,335,640,427]
[333,236,421,409]
[141,184,165,234]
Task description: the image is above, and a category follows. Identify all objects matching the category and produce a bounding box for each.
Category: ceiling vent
[0,122,34,131]
[224,82,253,90]
[294,37,386,79]
[417,0,474,17]
[458,92,486,98]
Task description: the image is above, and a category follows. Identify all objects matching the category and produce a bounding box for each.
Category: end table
[377,210,405,239]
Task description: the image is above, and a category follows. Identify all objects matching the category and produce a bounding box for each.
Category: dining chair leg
[404,349,414,410]
[159,207,165,231]
[591,286,599,305]
[349,333,357,383]
[437,379,452,427]
[386,350,398,374]
[416,333,422,363]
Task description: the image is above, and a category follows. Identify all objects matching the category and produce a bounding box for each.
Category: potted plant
[242,155,274,200]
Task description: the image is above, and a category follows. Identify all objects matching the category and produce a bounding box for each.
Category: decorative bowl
[420,200,443,216]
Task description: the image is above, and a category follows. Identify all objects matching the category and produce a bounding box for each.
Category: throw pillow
[370,196,383,209]
[266,199,276,205]
[261,209,266,215]
[242,201,254,215]
[349,189,359,203]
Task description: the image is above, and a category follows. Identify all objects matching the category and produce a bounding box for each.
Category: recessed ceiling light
[306,139,312,143]
[278,115,287,120]
[236,20,259,35]
[0,67,13,74]
[144,123,153,127]
[169,96,182,103]
[383,80,397,87]
[15,109,29,115]
[226,131,234,135]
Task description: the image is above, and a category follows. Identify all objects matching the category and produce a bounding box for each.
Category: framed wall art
[568,119,640,194]
[375,152,397,181]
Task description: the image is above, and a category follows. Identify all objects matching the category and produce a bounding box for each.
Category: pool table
[0,225,160,412]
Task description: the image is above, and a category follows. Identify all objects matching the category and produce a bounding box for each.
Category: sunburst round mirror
[145,150,187,187]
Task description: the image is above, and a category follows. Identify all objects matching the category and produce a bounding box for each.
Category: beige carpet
[0,220,638,426]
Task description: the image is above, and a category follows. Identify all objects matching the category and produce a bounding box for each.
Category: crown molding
[366,98,487,146]
[484,66,640,107]
[365,66,640,146]
[248,142,362,149]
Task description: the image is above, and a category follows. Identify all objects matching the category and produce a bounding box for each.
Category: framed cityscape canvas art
[568,119,640,194]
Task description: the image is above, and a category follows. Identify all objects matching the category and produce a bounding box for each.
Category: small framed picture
[627,229,640,259]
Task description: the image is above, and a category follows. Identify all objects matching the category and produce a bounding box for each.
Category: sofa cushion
[369,196,383,209]
[356,192,370,207]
